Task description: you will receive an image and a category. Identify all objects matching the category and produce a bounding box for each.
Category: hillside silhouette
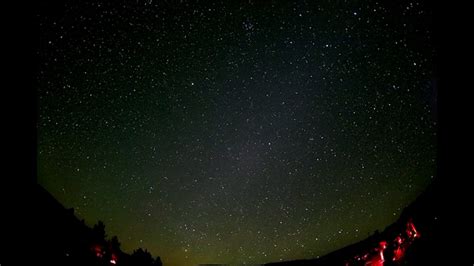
[33,184,162,266]
[265,178,442,266]
[32,179,442,266]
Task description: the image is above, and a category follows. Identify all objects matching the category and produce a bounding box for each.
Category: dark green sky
[37,1,437,265]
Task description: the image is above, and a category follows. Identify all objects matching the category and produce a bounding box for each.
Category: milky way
[37,1,437,265]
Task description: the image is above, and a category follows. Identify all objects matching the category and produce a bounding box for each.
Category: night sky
[36,1,437,265]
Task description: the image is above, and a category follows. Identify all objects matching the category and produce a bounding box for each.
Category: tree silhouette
[131,248,154,266]
[110,235,121,250]
[154,256,163,266]
[93,220,107,240]
[35,185,164,266]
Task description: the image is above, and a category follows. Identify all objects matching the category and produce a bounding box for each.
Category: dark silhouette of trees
[34,184,163,266]
[131,248,154,266]
[110,235,121,250]
[154,256,163,266]
[93,220,107,240]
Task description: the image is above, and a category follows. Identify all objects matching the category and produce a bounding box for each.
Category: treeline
[34,184,162,266]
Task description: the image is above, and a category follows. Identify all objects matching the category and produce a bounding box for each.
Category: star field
[37,1,437,265]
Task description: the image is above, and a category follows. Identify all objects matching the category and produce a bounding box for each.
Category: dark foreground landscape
[34,184,163,266]
[33,178,440,266]
[266,178,441,266]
